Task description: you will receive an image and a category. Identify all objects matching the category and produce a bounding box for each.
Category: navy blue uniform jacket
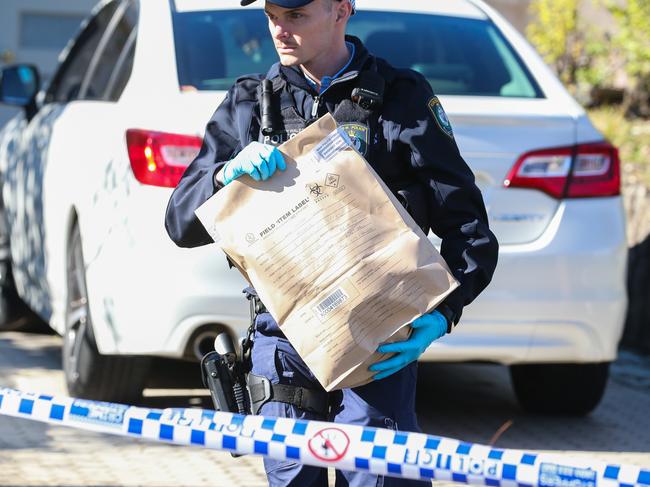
[165,37,498,328]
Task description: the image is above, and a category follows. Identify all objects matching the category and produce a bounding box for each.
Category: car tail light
[503,141,620,198]
[126,129,203,188]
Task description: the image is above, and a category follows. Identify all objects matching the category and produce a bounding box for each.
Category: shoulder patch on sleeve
[427,96,454,139]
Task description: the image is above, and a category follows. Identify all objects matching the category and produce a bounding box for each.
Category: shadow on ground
[141,354,650,454]
[415,360,650,453]
[2,327,649,456]
[0,332,61,371]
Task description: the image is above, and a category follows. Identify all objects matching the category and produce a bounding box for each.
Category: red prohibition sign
[307,427,351,462]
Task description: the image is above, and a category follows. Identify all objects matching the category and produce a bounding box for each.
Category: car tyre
[509,362,609,415]
[63,223,150,403]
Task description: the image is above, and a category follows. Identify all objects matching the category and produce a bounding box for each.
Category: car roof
[172,0,488,19]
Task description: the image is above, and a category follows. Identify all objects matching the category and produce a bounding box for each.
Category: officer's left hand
[369,310,447,380]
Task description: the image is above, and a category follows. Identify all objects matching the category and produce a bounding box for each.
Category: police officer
[165,0,498,485]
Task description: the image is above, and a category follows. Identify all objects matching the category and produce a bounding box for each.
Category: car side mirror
[0,64,40,107]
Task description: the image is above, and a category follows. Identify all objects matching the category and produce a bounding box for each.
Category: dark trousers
[252,311,431,487]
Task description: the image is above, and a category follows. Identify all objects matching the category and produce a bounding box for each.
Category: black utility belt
[247,373,330,416]
[201,331,330,418]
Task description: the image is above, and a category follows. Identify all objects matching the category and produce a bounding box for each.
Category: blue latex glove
[222,142,286,185]
[369,310,448,380]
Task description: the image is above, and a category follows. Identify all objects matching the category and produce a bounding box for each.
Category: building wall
[484,0,531,33]
[484,0,614,38]
[0,0,98,128]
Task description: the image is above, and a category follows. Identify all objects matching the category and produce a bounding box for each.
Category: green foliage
[528,0,650,112]
[609,0,650,110]
[576,33,611,87]
[527,0,579,85]
[610,0,650,82]
[527,0,612,96]
[589,106,650,185]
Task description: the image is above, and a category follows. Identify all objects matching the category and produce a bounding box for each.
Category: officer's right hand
[222,142,286,185]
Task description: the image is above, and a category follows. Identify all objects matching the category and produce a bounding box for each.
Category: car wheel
[63,223,150,403]
[509,362,609,415]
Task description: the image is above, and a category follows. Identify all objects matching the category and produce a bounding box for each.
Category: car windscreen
[171,9,542,98]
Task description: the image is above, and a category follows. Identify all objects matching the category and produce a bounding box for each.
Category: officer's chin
[277,53,301,66]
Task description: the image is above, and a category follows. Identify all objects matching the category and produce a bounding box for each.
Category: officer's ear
[334,0,350,22]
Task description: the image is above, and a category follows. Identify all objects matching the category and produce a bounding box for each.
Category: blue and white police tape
[0,386,648,486]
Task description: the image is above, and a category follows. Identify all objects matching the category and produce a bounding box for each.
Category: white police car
[0,0,626,414]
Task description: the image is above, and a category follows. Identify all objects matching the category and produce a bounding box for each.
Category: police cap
[241,0,355,11]
[241,0,312,5]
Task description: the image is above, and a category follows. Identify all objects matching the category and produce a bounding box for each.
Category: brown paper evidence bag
[195,113,458,391]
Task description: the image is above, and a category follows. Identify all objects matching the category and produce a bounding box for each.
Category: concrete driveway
[0,329,648,486]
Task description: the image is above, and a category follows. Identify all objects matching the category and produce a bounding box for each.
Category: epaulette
[232,73,265,102]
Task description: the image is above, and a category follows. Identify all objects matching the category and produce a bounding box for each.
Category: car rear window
[171,9,543,98]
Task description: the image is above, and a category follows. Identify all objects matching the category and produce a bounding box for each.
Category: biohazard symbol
[308,183,323,197]
[307,427,351,462]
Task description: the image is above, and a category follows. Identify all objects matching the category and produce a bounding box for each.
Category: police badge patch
[427,96,454,139]
[339,123,369,156]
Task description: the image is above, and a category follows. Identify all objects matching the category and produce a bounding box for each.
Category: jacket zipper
[310,70,360,119]
[311,96,320,118]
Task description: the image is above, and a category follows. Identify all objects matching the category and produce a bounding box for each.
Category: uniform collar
[302,41,355,94]
[266,35,371,94]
